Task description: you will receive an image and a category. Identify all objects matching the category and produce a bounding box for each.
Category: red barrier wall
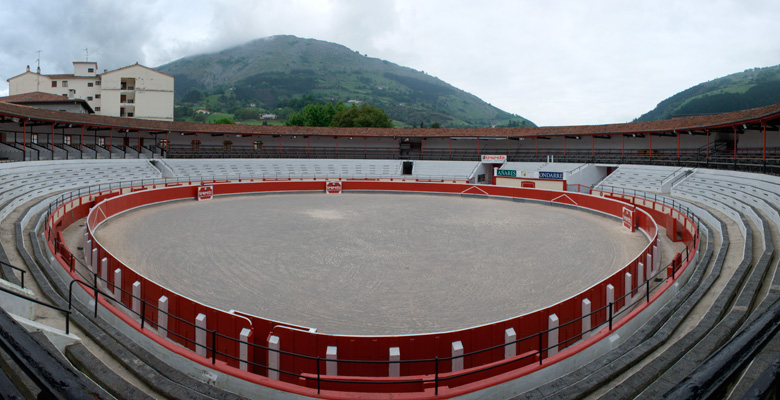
[44,180,699,399]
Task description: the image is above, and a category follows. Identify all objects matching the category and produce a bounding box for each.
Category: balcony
[119,94,136,105]
[120,78,136,91]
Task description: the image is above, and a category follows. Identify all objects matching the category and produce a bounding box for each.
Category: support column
[452,341,464,372]
[22,119,27,161]
[625,272,633,304]
[647,262,652,287]
[326,346,338,376]
[535,136,538,156]
[548,314,559,356]
[621,134,625,158]
[240,328,252,371]
[85,239,92,266]
[158,296,168,337]
[504,328,516,359]
[653,245,660,271]
[763,122,767,161]
[91,248,98,274]
[591,135,594,158]
[100,257,108,291]
[268,335,280,380]
[389,347,400,377]
[582,298,592,339]
[113,268,122,300]
[132,281,141,319]
[195,313,207,357]
[647,253,654,276]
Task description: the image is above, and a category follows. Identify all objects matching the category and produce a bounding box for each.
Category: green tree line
[286,102,394,128]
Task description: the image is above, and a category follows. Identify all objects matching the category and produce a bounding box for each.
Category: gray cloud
[2,0,779,126]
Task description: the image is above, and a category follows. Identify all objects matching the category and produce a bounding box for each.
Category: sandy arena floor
[94,193,648,335]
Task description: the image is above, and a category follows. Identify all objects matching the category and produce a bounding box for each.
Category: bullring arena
[1,100,780,399]
[92,193,649,335]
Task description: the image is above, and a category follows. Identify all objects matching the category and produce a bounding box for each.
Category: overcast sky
[2,0,779,126]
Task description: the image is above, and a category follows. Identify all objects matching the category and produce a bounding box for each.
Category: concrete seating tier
[0,160,779,398]
[162,158,479,181]
[594,164,687,193]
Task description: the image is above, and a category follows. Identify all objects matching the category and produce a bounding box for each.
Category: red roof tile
[0,100,779,138]
[0,92,71,103]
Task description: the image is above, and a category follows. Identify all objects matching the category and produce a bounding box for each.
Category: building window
[128,112,134,117]
[95,94,100,99]
[51,81,57,88]
[98,137,105,146]
[62,81,68,87]
[95,107,101,111]
[87,96,93,101]
[96,81,101,86]
[64,136,71,145]
[88,82,93,87]
[88,68,94,73]
[31,134,38,144]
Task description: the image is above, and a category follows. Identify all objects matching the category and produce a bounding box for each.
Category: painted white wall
[567,165,609,188]
[8,62,172,121]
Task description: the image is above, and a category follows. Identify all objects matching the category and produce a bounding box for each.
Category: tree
[330,104,394,128]
[235,108,260,121]
[174,106,194,121]
[276,95,321,111]
[286,102,347,126]
[431,120,441,129]
[213,117,235,124]
[181,89,204,103]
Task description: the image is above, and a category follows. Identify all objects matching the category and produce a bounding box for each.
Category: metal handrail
[0,284,71,334]
[0,261,26,288]
[46,180,700,394]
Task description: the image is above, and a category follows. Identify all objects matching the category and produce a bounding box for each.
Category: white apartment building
[7,61,174,121]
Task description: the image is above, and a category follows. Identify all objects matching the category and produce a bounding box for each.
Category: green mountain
[157,35,534,128]
[635,64,780,122]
